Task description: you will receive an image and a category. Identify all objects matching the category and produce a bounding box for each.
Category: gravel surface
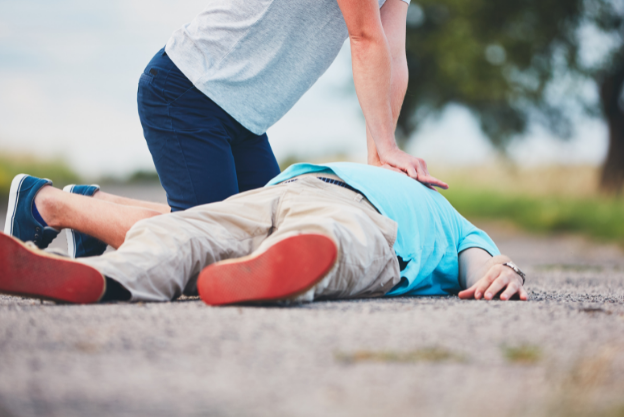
[1,185,623,417]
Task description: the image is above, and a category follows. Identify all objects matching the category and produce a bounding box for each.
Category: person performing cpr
[139,0,447,214]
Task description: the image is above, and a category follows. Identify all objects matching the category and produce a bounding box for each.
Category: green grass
[0,155,81,199]
[441,187,624,243]
[335,347,465,364]
[500,344,542,364]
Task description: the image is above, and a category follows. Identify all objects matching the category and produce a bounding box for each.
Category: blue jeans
[137,48,281,211]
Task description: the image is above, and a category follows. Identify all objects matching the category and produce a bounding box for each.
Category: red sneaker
[0,232,106,304]
[198,233,338,306]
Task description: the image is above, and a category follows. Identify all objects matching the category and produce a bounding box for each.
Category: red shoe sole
[198,234,338,306]
[0,232,105,304]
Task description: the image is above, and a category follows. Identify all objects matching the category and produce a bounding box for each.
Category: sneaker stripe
[62,185,77,258]
[65,227,77,259]
[4,174,28,236]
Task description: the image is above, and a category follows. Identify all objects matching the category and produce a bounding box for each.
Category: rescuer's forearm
[367,52,408,165]
[351,35,399,159]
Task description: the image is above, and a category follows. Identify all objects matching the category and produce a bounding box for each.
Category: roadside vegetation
[0,154,81,199]
[438,164,624,244]
[0,153,162,201]
[98,169,160,185]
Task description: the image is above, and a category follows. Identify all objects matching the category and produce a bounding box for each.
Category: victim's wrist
[490,255,512,266]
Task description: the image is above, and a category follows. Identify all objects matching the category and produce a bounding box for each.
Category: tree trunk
[599,59,624,194]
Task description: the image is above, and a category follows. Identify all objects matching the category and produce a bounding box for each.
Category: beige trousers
[79,175,400,302]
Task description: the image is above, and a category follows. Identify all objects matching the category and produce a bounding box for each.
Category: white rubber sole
[62,184,77,258]
[62,184,100,259]
[4,174,28,236]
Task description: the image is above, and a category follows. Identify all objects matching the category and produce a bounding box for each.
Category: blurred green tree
[399,0,624,192]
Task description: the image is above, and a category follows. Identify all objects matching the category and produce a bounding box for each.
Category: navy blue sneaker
[62,184,108,258]
[4,174,60,249]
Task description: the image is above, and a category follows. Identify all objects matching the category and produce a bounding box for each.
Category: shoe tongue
[39,227,60,249]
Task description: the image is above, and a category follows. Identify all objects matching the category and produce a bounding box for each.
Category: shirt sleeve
[400,0,411,4]
[457,218,501,257]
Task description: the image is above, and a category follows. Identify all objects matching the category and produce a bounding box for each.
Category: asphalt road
[1,185,623,417]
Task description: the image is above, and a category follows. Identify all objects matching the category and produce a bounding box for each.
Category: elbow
[349,30,389,64]
[349,28,386,48]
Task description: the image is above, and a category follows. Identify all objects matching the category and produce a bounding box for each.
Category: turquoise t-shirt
[267,162,500,296]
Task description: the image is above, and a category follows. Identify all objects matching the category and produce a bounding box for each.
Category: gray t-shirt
[165,0,409,135]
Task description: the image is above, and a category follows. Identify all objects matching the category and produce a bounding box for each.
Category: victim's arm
[458,248,528,301]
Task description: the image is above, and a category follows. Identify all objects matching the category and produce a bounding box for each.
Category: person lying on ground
[1,163,527,305]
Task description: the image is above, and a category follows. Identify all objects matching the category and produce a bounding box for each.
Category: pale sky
[0,0,608,179]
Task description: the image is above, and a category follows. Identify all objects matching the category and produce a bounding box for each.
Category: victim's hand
[458,263,528,301]
[378,147,448,190]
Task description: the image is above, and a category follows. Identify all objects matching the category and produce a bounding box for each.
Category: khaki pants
[79,175,400,302]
